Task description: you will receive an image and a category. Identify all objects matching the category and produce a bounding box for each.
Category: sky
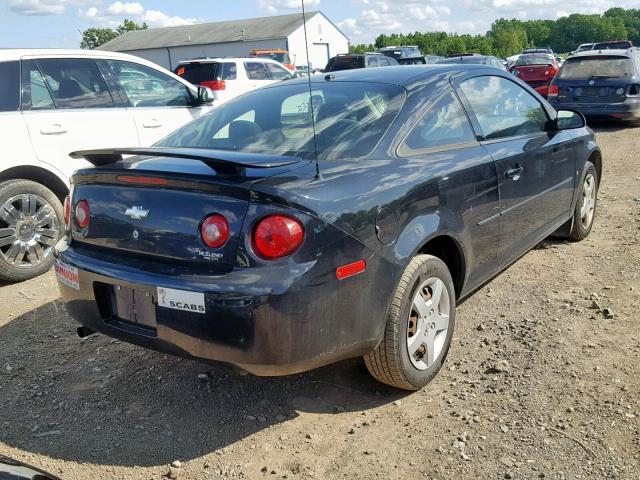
[0,0,635,48]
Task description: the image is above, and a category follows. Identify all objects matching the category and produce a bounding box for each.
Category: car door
[244,61,273,91]
[20,57,140,180]
[456,73,576,267]
[99,59,210,146]
[397,88,500,290]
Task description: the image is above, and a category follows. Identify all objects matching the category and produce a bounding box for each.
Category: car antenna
[301,0,321,179]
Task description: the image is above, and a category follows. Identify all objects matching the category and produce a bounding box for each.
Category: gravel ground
[0,123,639,480]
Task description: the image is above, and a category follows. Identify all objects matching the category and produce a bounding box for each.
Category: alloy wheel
[0,194,59,269]
[406,277,450,370]
[580,173,596,229]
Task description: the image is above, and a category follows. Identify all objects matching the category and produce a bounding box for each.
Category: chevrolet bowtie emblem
[124,206,150,220]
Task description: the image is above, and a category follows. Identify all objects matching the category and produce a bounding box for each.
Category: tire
[0,179,64,282]
[555,162,598,241]
[364,254,456,390]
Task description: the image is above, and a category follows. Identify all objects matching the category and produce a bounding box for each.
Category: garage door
[310,43,330,70]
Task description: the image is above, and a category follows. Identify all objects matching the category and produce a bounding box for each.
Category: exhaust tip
[77,326,95,338]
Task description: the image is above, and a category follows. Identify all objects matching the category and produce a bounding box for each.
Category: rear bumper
[549,98,640,119]
[54,244,401,376]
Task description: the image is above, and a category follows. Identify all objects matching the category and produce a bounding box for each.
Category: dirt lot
[1,123,639,480]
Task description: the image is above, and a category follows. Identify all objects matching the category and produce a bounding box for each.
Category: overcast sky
[0,0,635,48]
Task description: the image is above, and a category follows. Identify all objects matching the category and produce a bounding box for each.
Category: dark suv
[378,46,427,65]
[324,53,398,72]
[548,48,640,120]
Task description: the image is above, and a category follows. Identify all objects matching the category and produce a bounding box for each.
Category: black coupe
[55,65,601,390]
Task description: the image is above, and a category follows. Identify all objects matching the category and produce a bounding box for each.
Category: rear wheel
[364,254,456,390]
[0,180,63,282]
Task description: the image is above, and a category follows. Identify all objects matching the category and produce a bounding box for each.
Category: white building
[98,11,349,71]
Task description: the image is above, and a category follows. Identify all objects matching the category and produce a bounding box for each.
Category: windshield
[256,52,291,64]
[594,41,633,50]
[558,56,634,80]
[515,55,553,66]
[158,81,405,160]
[326,56,365,71]
[175,63,218,85]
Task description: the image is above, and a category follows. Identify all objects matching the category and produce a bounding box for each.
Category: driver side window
[101,60,192,108]
[460,75,548,140]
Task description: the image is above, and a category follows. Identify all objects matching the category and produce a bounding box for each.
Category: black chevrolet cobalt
[55,65,602,390]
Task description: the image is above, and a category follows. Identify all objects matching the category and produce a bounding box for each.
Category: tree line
[350,8,640,57]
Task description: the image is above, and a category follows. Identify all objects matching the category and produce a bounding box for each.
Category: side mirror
[556,109,586,130]
[196,86,214,105]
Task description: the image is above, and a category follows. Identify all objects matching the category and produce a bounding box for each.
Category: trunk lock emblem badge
[589,80,595,85]
[125,206,150,220]
[133,229,139,240]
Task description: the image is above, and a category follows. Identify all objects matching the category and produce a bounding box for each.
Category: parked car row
[0,42,611,390]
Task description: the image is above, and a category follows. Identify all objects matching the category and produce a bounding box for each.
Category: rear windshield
[326,56,365,71]
[439,57,485,64]
[593,41,633,50]
[558,56,634,80]
[515,55,554,66]
[175,63,219,85]
[158,81,405,160]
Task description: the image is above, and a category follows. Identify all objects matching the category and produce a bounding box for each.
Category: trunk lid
[554,79,630,104]
[69,149,308,270]
[512,65,555,83]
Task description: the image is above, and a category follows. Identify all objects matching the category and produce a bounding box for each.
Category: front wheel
[0,180,64,282]
[555,162,598,241]
[364,254,456,390]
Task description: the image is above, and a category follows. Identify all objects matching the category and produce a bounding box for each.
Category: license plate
[55,260,80,290]
[112,286,157,327]
[157,287,206,314]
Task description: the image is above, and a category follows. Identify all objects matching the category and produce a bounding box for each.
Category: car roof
[0,48,155,63]
[176,57,281,64]
[570,48,637,58]
[287,64,494,87]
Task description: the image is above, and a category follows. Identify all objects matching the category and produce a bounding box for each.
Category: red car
[509,54,559,98]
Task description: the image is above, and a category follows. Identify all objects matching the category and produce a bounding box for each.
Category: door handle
[505,165,524,181]
[142,119,162,128]
[40,124,68,135]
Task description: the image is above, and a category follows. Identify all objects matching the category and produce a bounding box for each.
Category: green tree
[80,18,148,49]
[80,27,118,50]
[489,18,528,57]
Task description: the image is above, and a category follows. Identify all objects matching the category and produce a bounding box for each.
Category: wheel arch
[416,234,466,299]
[0,166,69,202]
[587,149,602,186]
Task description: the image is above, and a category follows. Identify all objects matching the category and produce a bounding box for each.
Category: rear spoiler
[70,147,302,175]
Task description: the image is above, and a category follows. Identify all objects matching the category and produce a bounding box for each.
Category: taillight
[201,80,226,91]
[75,200,90,229]
[253,215,304,259]
[63,195,71,229]
[548,84,559,97]
[200,214,229,248]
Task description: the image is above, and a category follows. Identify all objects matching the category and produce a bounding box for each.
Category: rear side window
[21,60,55,110]
[460,75,547,140]
[402,91,475,153]
[175,62,218,85]
[245,62,270,80]
[266,63,291,80]
[0,61,20,112]
[559,56,634,80]
[220,62,237,80]
[36,58,114,109]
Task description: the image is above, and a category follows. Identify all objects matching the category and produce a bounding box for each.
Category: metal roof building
[98,11,349,71]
